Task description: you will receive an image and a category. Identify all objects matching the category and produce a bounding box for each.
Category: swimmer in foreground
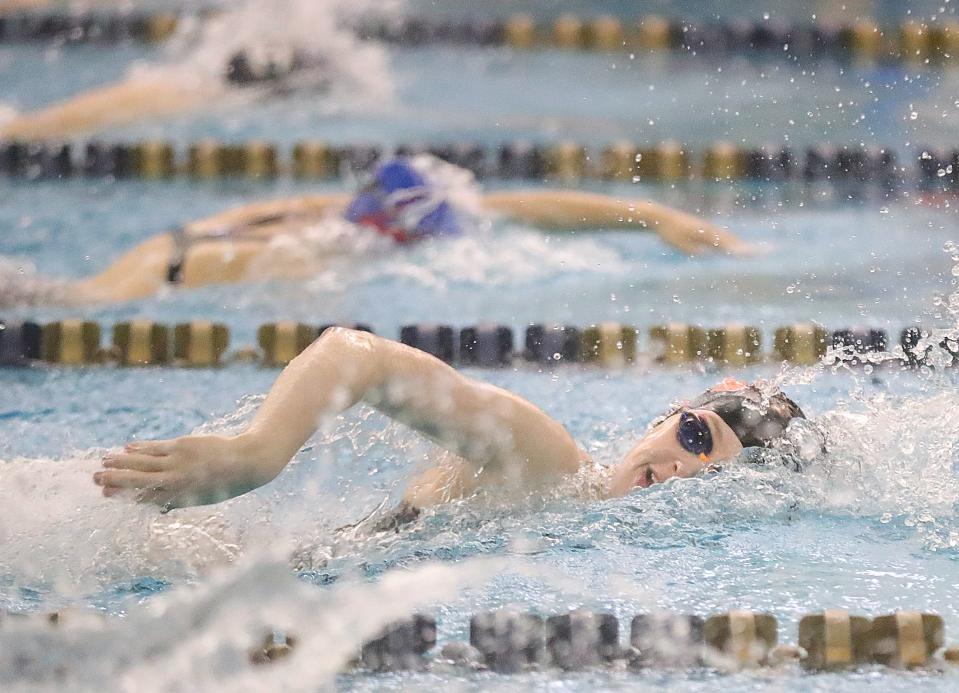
[20,156,753,306]
[96,328,810,519]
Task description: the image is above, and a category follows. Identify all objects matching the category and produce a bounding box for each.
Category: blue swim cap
[344,158,462,243]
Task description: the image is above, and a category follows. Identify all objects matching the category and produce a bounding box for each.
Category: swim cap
[685,386,805,449]
[344,158,462,243]
[658,384,806,449]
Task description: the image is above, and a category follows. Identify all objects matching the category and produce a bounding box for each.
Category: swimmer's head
[344,157,465,243]
[607,381,806,497]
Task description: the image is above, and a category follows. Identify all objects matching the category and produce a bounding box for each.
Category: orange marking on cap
[712,378,748,392]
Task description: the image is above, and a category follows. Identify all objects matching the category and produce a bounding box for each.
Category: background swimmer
[6,156,754,305]
[0,0,390,140]
[95,327,807,515]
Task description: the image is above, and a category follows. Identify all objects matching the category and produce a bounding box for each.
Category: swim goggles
[676,411,713,461]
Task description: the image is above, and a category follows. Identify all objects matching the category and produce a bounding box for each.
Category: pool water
[1,1,959,691]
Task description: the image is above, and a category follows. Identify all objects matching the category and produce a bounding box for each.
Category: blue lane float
[0,320,42,365]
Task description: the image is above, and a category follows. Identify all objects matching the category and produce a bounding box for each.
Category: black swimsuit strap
[164,212,308,285]
[166,227,189,284]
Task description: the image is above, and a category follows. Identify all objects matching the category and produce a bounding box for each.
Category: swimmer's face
[607,409,744,497]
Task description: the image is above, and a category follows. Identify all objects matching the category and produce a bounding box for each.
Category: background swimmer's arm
[1,0,48,13]
[98,329,584,509]
[0,78,210,141]
[185,194,352,235]
[481,189,753,255]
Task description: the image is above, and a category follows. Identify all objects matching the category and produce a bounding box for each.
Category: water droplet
[786,284,797,294]
[910,111,919,120]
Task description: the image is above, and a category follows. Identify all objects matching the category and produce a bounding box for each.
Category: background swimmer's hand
[654,216,757,256]
[96,434,273,510]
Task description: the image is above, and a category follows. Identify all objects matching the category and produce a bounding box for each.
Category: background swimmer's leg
[0,78,213,141]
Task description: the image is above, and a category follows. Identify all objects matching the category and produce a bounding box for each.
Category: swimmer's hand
[96,434,274,510]
[653,214,757,256]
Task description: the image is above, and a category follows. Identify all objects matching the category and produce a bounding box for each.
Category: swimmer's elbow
[312,326,379,353]
[298,326,388,383]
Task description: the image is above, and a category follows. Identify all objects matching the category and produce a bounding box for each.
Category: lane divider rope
[2,139,955,189]
[4,607,953,673]
[0,320,955,369]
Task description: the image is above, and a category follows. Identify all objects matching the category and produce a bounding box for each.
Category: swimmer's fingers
[699,226,758,256]
[124,439,177,456]
[96,470,183,508]
[102,452,170,472]
[657,228,703,255]
[94,469,163,491]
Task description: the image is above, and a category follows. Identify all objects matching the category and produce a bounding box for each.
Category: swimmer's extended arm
[0,78,210,141]
[97,328,583,509]
[185,194,352,235]
[482,190,753,255]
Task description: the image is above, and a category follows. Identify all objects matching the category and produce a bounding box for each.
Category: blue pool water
[1,2,959,690]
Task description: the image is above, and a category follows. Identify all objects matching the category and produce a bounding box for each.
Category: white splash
[0,254,69,308]
[133,0,398,110]
[407,153,485,220]
[0,552,502,692]
[282,220,629,295]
